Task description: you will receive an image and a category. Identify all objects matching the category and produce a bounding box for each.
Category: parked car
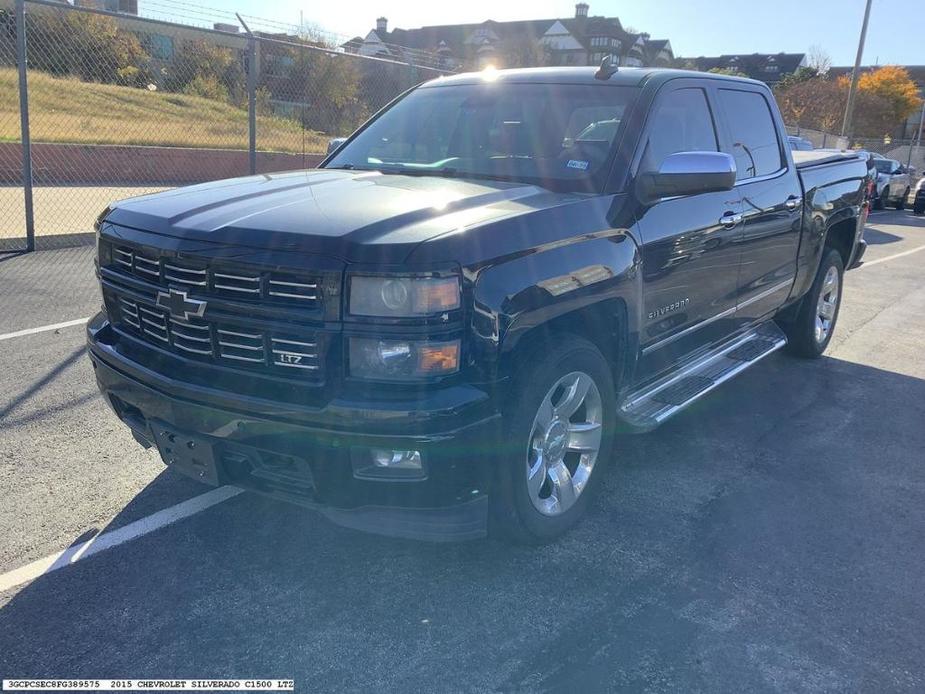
[913,176,925,214]
[871,156,912,209]
[787,135,813,151]
[87,67,869,543]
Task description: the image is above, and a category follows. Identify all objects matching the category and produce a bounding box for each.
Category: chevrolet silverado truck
[87,66,870,543]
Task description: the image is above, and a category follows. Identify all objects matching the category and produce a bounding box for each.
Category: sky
[225,0,924,66]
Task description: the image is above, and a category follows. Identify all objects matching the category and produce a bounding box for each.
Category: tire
[894,188,908,210]
[873,189,885,210]
[914,201,925,215]
[490,336,617,543]
[781,248,844,358]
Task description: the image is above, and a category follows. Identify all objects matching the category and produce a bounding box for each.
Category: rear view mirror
[637,151,737,203]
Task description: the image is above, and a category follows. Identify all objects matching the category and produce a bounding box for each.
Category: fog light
[372,449,422,469]
[351,447,426,481]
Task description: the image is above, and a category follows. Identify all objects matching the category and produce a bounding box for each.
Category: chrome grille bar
[268,279,317,300]
[214,271,261,294]
[110,246,321,308]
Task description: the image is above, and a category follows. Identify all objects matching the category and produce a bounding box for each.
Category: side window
[717,89,784,180]
[641,88,718,172]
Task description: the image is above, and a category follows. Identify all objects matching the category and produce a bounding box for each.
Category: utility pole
[840,0,873,143]
[906,101,925,170]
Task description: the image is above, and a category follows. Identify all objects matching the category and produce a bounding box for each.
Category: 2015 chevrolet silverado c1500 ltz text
[87,65,871,543]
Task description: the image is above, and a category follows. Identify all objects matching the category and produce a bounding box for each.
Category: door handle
[784,196,803,210]
[720,212,743,228]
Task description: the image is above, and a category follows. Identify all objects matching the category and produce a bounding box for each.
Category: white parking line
[860,243,925,269]
[0,317,91,342]
[0,486,243,593]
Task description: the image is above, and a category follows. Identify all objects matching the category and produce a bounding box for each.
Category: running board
[620,322,787,431]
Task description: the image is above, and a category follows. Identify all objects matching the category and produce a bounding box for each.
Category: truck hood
[106,169,582,264]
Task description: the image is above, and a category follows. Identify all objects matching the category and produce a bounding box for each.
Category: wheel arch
[501,297,632,393]
[472,233,642,392]
[823,215,860,269]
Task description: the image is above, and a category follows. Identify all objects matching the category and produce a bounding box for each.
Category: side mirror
[327,137,347,155]
[636,151,737,203]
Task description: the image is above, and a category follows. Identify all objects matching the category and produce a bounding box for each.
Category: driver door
[633,82,744,381]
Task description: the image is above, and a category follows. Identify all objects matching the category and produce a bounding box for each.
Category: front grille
[111,244,320,309]
[113,295,322,378]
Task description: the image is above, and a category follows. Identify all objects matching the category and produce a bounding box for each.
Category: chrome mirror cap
[637,151,737,203]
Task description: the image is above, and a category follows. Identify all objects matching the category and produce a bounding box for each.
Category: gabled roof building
[343,4,673,71]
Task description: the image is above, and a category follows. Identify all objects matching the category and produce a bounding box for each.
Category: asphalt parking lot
[1,209,924,692]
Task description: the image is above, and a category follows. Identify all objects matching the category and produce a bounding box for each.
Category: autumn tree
[775,77,844,131]
[777,66,922,139]
[776,66,819,91]
[846,65,922,127]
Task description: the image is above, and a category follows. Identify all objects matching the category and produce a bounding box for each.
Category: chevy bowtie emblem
[155,288,207,321]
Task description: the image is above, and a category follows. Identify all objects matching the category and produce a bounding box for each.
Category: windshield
[873,160,897,174]
[325,82,638,192]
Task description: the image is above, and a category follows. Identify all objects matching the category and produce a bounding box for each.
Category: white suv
[871,157,912,210]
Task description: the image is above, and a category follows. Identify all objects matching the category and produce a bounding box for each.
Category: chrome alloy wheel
[815,265,840,344]
[526,371,603,516]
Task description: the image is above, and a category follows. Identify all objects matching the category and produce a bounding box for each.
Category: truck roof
[421,66,767,89]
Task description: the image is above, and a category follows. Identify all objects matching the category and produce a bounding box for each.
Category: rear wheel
[914,200,925,215]
[873,189,886,210]
[491,337,617,543]
[782,248,844,358]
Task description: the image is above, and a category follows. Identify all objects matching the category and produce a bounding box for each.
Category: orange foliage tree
[849,65,922,126]
[776,66,922,139]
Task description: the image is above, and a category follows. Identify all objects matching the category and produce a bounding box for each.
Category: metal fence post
[246,35,257,175]
[15,0,35,252]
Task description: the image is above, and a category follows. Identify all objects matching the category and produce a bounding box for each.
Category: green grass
[0,68,327,153]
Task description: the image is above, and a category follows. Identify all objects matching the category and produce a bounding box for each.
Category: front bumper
[88,315,502,541]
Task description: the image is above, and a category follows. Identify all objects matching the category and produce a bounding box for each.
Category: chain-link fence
[787,124,925,174]
[0,0,450,251]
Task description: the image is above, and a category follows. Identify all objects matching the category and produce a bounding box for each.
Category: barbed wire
[133,0,448,69]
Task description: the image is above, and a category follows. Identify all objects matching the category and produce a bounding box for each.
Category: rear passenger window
[641,88,717,172]
[717,89,784,180]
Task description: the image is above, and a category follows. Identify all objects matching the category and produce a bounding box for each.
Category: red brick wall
[0,142,325,186]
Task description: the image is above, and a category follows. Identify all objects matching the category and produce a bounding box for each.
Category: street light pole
[840,0,873,143]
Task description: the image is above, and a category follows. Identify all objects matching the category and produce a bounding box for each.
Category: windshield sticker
[567,159,590,171]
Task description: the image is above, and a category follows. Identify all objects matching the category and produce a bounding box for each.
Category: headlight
[349,274,460,317]
[94,206,111,233]
[349,337,460,380]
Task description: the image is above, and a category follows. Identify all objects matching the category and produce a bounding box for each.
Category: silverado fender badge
[155,288,207,321]
[648,298,691,321]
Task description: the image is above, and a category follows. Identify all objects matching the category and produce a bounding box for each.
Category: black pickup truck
[88,66,870,542]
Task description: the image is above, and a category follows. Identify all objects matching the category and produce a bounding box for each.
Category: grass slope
[0,68,327,153]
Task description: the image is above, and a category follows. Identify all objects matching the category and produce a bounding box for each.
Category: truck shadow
[861,227,903,245]
[2,354,924,690]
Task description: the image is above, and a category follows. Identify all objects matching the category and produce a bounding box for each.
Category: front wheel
[914,201,925,215]
[491,337,617,543]
[894,188,908,210]
[782,248,844,358]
